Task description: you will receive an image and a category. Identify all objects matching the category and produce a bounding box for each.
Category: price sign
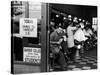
[20,18,37,37]
[23,47,41,64]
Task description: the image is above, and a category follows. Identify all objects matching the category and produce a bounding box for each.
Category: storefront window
[11,1,42,61]
[28,2,41,45]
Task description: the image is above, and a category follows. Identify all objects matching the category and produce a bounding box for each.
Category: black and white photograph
[11,1,97,74]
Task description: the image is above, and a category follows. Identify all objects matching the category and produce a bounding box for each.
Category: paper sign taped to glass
[20,18,37,37]
[23,47,41,64]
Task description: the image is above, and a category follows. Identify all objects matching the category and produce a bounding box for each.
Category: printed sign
[23,47,41,64]
[20,18,37,37]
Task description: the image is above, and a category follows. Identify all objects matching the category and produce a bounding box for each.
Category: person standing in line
[74,22,86,53]
[66,23,78,61]
[50,27,67,71]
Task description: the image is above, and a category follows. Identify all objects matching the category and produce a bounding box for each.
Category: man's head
[73,17,78,23]
[79,22,84,29]
[55,27,63,34]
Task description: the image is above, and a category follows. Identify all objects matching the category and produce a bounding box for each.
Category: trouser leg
[56,51,67,70]
[68,47,76,61]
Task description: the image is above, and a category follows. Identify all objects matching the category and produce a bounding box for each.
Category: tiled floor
[53,47,97,71]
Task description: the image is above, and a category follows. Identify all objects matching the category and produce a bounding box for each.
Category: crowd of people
[49,14,97,71]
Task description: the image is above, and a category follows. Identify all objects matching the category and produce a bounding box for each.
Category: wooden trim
[41,3,48,72]
[25,2,29,18]
[46,3,50,72]
[14,61,40,66]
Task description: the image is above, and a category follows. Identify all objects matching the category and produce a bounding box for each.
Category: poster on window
[20,18,37,37]
[23,47,41,64]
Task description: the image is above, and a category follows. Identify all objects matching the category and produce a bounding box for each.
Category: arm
[50,32,58,45]
[50,32,63,45]
[50,38,63,45]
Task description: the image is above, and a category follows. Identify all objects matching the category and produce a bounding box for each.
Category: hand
[57,41,60,45]
[54,47,60,53]
[58,38,63,44]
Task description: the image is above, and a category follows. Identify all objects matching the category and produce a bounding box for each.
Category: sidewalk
[14,63,40,74]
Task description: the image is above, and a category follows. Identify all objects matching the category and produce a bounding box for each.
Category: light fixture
[63,17,66,20]
[79,18,82,21]
[82,20,85,22]
[73,17,78,22]
[68,15,71,18]
[56,14,59,17]
[74,17,77,20]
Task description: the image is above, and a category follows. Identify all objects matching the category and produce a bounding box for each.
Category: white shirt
[67,26,77,48]
[74,28,87,41]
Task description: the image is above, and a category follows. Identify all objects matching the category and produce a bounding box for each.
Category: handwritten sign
[23,47,41,64]
[20,18,37,37]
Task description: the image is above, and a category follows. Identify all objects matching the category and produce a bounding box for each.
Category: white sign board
[23,47,41,64]
[20,18,37,37]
